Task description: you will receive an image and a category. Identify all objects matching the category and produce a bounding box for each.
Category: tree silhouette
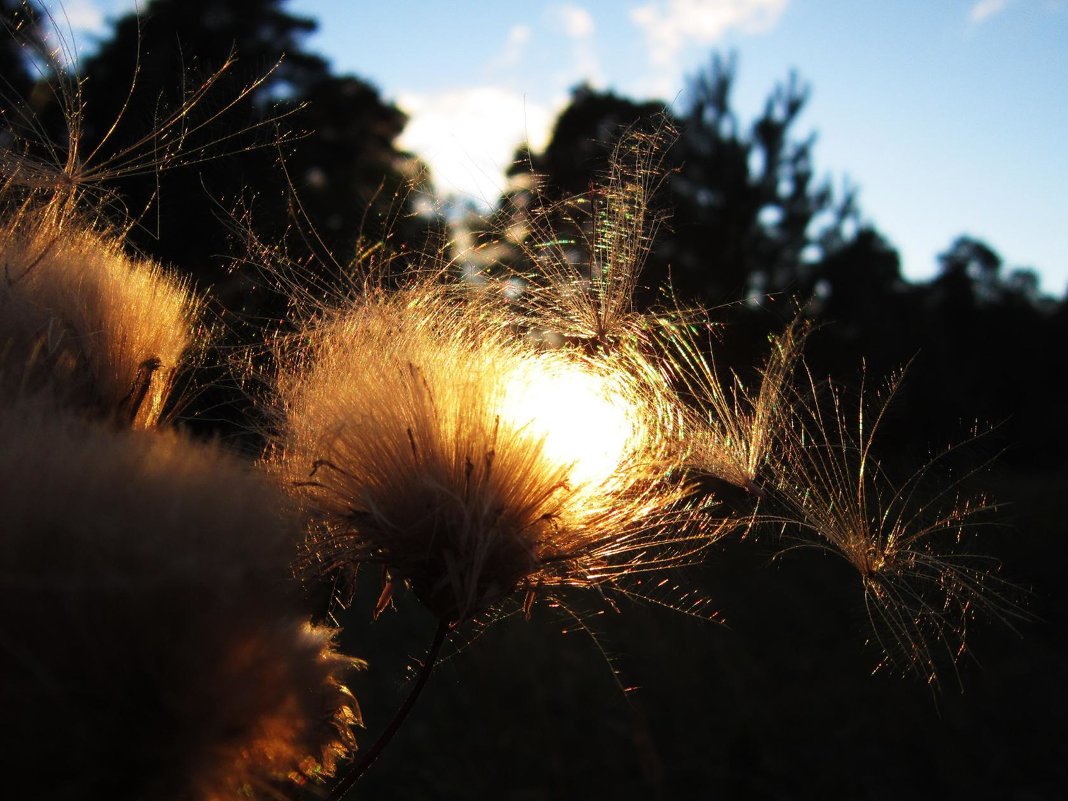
[935,235,1004,313]
[270,72,439,284]
[667,54,852,305]
[485,57,859,313]
[41,0,434,305]
[798,225,911,377]
[1,0,46,144]
[519,83,669,196]
[1,1,33,99]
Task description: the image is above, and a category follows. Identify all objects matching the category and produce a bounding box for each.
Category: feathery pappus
[0,201,202,427]
[0,400,362,800]
[659,314,809,497]
[769,369,1026,683]
[266,275,728,624]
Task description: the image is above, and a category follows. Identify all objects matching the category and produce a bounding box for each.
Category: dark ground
[328,465,1066,800]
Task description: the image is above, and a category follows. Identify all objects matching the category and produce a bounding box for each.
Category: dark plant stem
[326,618,450,801]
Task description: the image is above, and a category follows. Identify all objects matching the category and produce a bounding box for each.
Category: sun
[498,352,640,495]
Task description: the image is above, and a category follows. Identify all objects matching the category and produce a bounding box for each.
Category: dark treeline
[2,0,1064,466]
[485,57,1066,471]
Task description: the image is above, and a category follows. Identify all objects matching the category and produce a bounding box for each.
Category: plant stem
[326,618,450,801]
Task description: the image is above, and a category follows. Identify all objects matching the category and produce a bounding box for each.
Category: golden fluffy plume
[267,276,721,623]
[0,203,202,426]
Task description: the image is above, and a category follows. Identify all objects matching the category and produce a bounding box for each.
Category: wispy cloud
[398,87,555,203]
[490,24,533,70]
[968,0,1016,24]
[554,4,596,39]
[548,5,603,86]
[630,0,789,66]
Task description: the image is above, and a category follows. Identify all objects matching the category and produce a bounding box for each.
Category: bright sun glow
[499,356,639,491]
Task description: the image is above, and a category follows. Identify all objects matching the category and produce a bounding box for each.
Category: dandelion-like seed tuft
[269,277,711,623]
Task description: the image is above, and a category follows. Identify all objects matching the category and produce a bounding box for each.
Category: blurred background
[3,1,1065,798]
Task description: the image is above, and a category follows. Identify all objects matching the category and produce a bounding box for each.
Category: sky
[39,0,1068,293]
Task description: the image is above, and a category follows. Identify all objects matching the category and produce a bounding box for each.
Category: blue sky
[42,0,1068,293]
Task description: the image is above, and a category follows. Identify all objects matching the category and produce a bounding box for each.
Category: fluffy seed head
[770,370,1025,683]
[269,278,711,622]
[0,402,362,799]
[0,204,202,426]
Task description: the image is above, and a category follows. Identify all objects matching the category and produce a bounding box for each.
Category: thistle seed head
[269,278,711,623]
[0,205,202,426]
[0,402,362,799]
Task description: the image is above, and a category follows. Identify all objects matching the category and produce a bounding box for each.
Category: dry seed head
[770,369,1024,683]
[495,123,674,350]
[661,314,808,494]
[0,204,202,426]
[270,277,711,623]
[0,401,362,799]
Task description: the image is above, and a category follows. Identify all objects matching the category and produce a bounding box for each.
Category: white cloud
[398,87,556,204]
[968,0,1016,24]
[545,5,602,87]
[32,0,110,65]
[571,44,603,86]
[508,24,533,48]
[554,4,596,39]
[35,0,138,64]
[491,24,533,70]
[630,0,789,66]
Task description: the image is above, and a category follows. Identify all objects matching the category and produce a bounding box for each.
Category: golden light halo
[497,351,641,500]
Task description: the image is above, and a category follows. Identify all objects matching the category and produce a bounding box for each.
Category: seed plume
[268,276,718,623]
[0,203,202,426]
[0,402,362,799]
[662,315,808,495]
[770,369,1025,682]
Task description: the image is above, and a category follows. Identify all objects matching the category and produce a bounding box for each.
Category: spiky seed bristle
[655,314,808,493]
[769,371,1024,683]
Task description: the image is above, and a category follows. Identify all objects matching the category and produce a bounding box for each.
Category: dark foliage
[0,0,36,113]
[489,54,1065,472]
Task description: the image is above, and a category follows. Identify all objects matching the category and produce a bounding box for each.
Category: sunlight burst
[499,353,639,495]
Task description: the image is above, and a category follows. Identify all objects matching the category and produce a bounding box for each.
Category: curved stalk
[326,619,450,800]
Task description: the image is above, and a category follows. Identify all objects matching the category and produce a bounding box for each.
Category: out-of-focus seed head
[0,402,363,800]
